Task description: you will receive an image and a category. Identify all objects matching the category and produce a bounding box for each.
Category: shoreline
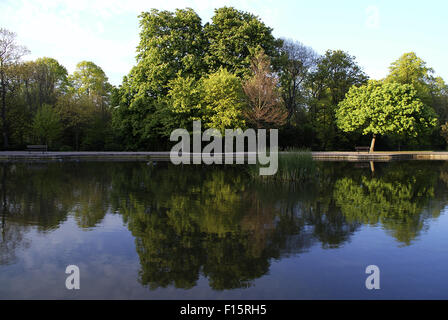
[0,151,448,162]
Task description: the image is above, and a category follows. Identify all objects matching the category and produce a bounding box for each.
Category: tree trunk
[370,134,376,153]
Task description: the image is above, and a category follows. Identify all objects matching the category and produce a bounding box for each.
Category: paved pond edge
[1,151,448,162]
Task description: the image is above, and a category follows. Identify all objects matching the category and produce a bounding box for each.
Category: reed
[248,149,316,182]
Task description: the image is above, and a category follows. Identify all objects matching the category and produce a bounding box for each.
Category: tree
[1,62,31,146]
[385,52,433,103]
[336,80,438,152]
[310,50,368,107]
[114,8,206,149]
[164,75,202,133]
[307,50,368,149]
[278,39,317,122]
[429,76,448,123]
[137,8,207,90]
[243,50,287,129]
[204,6,282,77]
[69,61,111,114]
[386,52,448,147]
[201,68,247,131]
[21,57,68,112]
[32,104,61,147]
[64,61,114,150]
[114,7,287,149]
[56,93,96,150]
[0,28,29,148]
[164,69,249,134]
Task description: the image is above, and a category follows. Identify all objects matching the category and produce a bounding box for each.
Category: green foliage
[56,94,98,150]
[22,57,69,109]
[164,75,202,133]
[69,61,111,98]
[2,161,444,282]
[113,6,284,149]
[32,104,62,147]
[385,52,433,103]
[307,50,369,149]
[310,50,368,105]
[385,52,448,147]
[204,6,282,77]
[333,164,438,245]
[200,68,247,131]
[336,80,437,139]
[35,57,69,91]
[112,8,207,148]
[3,10,448,151]
[136,8,207,92]
[163,68,248,135]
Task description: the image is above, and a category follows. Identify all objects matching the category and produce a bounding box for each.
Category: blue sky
[1,0,447,86]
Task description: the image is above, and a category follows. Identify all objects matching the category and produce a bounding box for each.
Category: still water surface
[0,161,448,299]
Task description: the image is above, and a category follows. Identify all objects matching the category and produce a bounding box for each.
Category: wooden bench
[355,146,370,153]
[26,145,48,153]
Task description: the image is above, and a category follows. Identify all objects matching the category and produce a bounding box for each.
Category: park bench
[26,145,48,153]
[355,146,370,153]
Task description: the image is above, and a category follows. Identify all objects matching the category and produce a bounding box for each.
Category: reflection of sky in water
[1,162,448,299]
[0,210,447,299]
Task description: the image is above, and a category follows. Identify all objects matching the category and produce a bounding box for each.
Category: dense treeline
[1,6,448,151]
[0,34,116,151]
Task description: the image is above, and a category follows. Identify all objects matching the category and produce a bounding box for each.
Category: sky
[1,0,447,86]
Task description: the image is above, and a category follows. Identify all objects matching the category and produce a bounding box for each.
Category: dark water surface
[1,161,448,299]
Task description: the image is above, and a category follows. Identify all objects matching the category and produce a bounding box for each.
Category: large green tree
[21,57,68,111]
[336,80,437,151]
[204,6,282,77]
[0,28,29,148]
[114,7,283,149]
[69,61,111,114]
[307,50,368,149]
[113,8,206,149]
[385,52,433,103]
[386,52,448,147]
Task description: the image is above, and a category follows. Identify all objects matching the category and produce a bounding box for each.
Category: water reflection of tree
[113,166,275,290]
[0,162,114,265]
[333,162,444,245]
[0,221,30,265]
[1,164,29,265]
[111,164,361,290]
[0,162,115,230]
[0,161,446,290]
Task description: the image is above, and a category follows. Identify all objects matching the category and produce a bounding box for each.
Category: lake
[0,160,448,299]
